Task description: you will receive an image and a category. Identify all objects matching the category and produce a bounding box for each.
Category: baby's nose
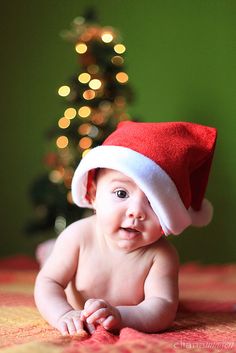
[126,200,146,221]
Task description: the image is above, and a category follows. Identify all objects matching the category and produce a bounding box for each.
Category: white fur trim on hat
[188,198,213,227]
[71,145,193,235]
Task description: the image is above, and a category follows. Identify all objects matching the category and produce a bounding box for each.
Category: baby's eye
[115,189,128,199]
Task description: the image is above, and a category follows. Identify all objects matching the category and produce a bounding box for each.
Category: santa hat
[71,121,217,235]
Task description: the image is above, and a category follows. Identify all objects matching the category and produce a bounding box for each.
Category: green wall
[1,0,236,263]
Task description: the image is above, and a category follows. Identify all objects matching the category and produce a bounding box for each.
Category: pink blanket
[0,256,236,352]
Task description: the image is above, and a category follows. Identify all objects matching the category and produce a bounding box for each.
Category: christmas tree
[26,10,134,237]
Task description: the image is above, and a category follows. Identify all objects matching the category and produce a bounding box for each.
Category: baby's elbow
[146,299,178,333]
[160,304,177,332]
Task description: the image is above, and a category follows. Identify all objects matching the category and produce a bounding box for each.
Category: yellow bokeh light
[75,42,87,54]
[89,79,102,90]
[79,123,91,135]
[64,107,77,119]
[58,117,70,129]
[79,136,93,149]
[58,85,70,97]
[56,136,69,149]
[78,106,91,118]
[78,72,91,83]
[83,89,96,100]
[116,72,129,84]
[82,149,91,158]
[111,56,124,65]
[101,32,113,43]
[114,44,126,54]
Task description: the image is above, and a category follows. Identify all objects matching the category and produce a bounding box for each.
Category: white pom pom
[188,198,213,227]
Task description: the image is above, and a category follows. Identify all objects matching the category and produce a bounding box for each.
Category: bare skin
[34,169,179,336]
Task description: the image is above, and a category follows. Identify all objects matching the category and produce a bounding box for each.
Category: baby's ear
[87,180,97,207]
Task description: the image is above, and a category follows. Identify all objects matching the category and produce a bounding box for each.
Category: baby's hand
[56,309,94,336]
[81,299,121,331]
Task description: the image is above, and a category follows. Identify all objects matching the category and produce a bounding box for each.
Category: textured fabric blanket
[0,256,236,353]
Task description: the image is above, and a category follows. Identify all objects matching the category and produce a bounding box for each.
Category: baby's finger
[84,298,97,311]
[73,316,84,334]
[97,317,105,324]
[102,315,117,330]
[85,322,96,334]
[86,307,109,324]
[82,298,97,319]
[58,321,69,336]
[64,319,77,336]
[84,299,107,318]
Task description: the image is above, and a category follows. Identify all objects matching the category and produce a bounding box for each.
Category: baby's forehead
[96,168,136,185]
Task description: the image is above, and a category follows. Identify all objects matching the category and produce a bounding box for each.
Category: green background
[1,0,236,263]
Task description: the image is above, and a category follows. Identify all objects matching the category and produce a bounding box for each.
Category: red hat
[71,121,217,235]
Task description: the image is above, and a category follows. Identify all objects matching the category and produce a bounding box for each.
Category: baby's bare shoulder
[56,215,95,245]
[38,216,96,281]
[151,237,179,272]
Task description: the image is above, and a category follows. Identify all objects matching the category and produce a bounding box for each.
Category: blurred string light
[79,136,92,149]
[111,55,124,65]
[78,123,98,136]
[58,85,71,97]
[49,170,63,183]
[78,123,91,135]
[83,89,96,100]
[56,136,68,148]
[78,106,91,118]
[75,42,87,54]
[82,148,91,158]
[88,125,99,138]
[114,44,126,54]
[64,107,77,119]
[101,31,113,43]
[55,215,67,234]
[58,117,70,129]
[89,79,102,90]
[116,72,129,84]
[78,72,91,83]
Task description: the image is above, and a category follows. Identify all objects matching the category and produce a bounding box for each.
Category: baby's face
[92,169,162,252]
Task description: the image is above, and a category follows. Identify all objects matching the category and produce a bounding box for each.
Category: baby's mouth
[119,227,141,239]
[121,227,140,233]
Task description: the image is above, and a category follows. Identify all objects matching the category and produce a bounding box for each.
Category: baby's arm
[83,240,179,333]
[119,241,179,332]
[34,222,88,336]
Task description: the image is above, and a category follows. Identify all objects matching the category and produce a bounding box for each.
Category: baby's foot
[35,238,56,267]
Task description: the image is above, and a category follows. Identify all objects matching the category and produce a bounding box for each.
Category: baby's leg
[35,238,56,268]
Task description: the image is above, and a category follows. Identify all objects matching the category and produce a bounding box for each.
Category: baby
[34,121,217,336]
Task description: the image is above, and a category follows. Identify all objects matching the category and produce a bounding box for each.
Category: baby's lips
[120,226,142,234]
